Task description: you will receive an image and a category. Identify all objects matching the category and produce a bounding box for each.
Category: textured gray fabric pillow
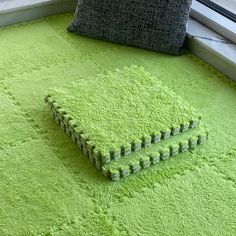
[68,0,192,55]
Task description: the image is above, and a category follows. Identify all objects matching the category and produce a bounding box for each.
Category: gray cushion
[68,0,192,55]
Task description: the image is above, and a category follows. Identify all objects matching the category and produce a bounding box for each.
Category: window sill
[0,0,77,27]
[0,0,235,82]
[190,0,236,44]
[188,0,236,82]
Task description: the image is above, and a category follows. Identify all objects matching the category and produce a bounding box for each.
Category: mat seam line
[211,165,236,187]
[114,150,236,202]
[46,20,121,59]
[0,137,40,151]
[0,54,86,81]
[112,162,210,203]
[1,82,48,135]
[35,208,130,236]
[0,80,108,200]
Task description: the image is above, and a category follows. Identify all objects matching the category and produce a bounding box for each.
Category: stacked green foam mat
[45,66,208,181]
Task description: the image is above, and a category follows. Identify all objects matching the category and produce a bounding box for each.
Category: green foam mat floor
[45,65,205,180]
[103,125,208,181]
[45,66,201,162]
[0,13,236,235]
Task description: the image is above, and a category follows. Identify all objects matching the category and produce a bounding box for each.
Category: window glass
[198,0,236,22]
[210,0,236,15]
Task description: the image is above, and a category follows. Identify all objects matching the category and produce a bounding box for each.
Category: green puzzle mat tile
[103,125,208,181]
[45,66,201,166]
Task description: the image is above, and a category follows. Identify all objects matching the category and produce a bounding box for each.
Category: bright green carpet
[46,65,200,155]
[0,13,236,235]
[45,65,206,180]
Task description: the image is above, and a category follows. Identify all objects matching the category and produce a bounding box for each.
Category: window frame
[190,0,236,44]
[197,0,236,22]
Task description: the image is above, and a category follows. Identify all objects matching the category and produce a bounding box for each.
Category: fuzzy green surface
[48,66,200,154]
[104,125,207,171]
[0,13,236,235]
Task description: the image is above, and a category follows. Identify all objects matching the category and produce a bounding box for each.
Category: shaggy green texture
[0,13,236,235]
[103,125,208,180]
[46,65,200,157]
[46,66,204,180]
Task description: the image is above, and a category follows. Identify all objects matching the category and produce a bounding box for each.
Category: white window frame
[187,0,236,82]
[190,0,236,44]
